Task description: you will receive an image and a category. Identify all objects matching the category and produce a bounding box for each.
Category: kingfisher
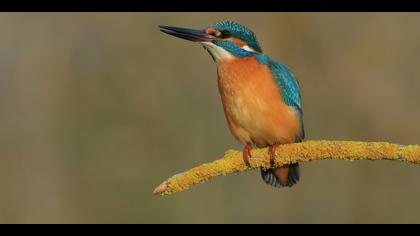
[159,21,304,188]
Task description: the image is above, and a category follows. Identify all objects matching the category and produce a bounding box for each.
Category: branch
[153,140,420,196]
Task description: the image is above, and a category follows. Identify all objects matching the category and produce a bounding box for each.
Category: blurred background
[0,13,420,223]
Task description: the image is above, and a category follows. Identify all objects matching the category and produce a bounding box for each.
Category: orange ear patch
[228,38,247,47]
[205,28,218,35]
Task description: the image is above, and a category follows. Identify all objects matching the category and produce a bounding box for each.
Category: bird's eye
[215,31,222,37]
[219,30,231,39]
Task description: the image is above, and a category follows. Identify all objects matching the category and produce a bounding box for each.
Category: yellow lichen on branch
[153,140,420,196]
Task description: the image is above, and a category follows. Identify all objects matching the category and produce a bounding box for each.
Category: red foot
[243,143,252,166]
[269,144,279,165]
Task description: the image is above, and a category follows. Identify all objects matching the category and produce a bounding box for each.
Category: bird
[159,21,304,188]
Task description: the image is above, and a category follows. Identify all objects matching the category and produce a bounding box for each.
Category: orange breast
[217,57,301,147]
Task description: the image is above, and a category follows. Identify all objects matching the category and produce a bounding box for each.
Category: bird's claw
[269,144,279,165]
[243,143,252,166]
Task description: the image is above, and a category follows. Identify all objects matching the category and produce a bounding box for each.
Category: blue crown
[211,21,262,53]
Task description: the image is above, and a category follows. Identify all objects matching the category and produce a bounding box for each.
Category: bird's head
[159,21,262,62]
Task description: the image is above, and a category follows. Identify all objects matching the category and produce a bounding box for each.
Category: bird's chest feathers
[216,58,300,145]
[217,58,274,121]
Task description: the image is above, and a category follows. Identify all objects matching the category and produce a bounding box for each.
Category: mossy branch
[153,140,420,196]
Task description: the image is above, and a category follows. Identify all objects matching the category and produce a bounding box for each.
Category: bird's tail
[260,163,300,188]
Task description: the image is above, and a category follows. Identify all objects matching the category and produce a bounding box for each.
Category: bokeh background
[1,13,420,223]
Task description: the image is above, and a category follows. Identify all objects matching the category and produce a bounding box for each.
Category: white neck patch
[200,42,234,62]
[241,45,256,52]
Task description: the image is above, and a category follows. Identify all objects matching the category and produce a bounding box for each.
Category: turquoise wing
[256,54,305,141]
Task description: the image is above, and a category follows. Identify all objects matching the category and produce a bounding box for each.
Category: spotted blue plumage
[211,21,262,53]
[256,54,305,141]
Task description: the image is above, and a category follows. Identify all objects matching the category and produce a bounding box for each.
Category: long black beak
[159,25,216,42]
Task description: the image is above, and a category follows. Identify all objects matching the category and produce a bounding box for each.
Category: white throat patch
[200,42,234,62]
